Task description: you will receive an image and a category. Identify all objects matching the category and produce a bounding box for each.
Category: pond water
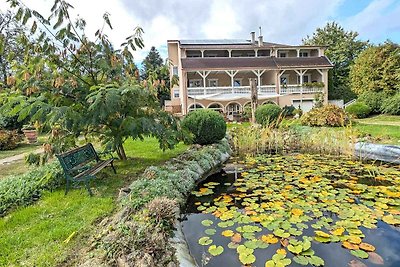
[181,154,400,267]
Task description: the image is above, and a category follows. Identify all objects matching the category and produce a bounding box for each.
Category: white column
[228,49,232,57]
[201,50,204,58]
[255,49,258,57]
[297,49,300,57]
[225,70,238,92]
[252,70,266,91]
[278,70,286,93]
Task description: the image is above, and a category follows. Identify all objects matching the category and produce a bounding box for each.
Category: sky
[1,0,400,65]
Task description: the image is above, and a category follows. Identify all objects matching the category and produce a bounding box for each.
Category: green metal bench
[56,143,116,196]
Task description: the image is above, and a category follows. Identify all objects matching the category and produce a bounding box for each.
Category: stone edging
[170,142,232,267]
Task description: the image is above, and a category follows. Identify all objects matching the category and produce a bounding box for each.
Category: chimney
[250,31,256,44]
[258,35,263,47]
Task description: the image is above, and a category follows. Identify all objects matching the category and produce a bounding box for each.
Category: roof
[181,56,333,70]
[178,39,292,48]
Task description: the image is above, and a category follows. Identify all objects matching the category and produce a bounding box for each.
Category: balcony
[188,85,276,96]
[280,85,323,95]
[187,85,323,97]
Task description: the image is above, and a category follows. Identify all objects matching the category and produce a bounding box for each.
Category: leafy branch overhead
[1,0,184,160]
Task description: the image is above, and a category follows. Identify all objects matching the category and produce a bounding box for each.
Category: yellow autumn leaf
[277,248,286,256]
[347,236,362,245]
[261,234,279,244]
[291,208,304,216]
[315,230,330,238]
[342,241,359,250]
[222,230,234,237]
[359,242,375,252]
[330,227,345,236]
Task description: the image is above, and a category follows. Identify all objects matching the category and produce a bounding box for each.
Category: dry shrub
[0,130,22,150]
[145,197,178,228]
[301,104,350,127]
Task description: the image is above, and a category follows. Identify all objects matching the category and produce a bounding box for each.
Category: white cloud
[201,0,241,38]
[3,0,398,64]
[344,0,400,43]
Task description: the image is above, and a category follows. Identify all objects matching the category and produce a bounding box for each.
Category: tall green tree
[142,47,172,106]
[141,46,163,80]
[1,0,184,159]
[0,11,26,88]
[350,41,400,95]
[303,22,368,102]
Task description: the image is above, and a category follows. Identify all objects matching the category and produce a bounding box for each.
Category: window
[279,52,287,58]
[172,66,178,76]
[297,74,311,84]
[208,79,218,87]
[173,89,180,98]
[227,103,241,115]
[233,79,242,87]
[299,52,309,57]
[189,79,202,87]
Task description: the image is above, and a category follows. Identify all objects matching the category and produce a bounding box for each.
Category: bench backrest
[56,143,99,174]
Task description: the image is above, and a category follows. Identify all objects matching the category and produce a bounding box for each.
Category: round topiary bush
[181,109,226,145]
[255,104,282,126]
[300,104,350,127]
[345,102,371,118]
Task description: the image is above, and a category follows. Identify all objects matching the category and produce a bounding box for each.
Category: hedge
[0,161,63,216]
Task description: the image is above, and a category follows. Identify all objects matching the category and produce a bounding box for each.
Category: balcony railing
[280,85,323,94]
[187,85,323,96]
[188,85,276,96]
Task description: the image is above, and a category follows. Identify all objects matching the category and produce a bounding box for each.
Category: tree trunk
[115,142,127,160]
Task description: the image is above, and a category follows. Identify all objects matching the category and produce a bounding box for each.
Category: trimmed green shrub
[181,109,226,145]
[0,130,22,150]
[381,93,400,115]
[345,102,371,118]
[358,91,391,113]
[255,104,282,126]
[301,104,349,127]
[0,161,63,215]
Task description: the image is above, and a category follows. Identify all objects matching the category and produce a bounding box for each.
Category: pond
[181,154,400,267]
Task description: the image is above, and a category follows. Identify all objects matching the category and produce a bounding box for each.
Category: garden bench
[56,143,116,196]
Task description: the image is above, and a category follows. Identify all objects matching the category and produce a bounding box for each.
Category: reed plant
[230,121,357,156]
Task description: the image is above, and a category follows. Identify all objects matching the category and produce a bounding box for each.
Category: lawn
[0,143,41,160]
[0,137,188,267]
[356,114,400,126]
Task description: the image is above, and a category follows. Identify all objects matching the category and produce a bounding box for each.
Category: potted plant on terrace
[22,124,38,144]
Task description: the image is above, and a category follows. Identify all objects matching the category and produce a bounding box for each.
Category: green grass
[0,143,41,160]
[0,160,29,179]
[353,123,400,144]
[356,114,400,126]
[0,137,188,267]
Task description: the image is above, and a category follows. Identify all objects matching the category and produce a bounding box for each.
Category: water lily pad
[359,242,375,252]
[351,249,369,259]
[293,255,309,265]
[208,245,224,256]
[308,255,325,266]
[221,230,234,237]
[205,229,216,235]
[198,236,212,246]
[201,220,213,226]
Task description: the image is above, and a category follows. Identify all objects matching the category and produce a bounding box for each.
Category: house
[165,31,333,119]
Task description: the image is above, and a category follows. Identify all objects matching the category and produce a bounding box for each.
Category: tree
[350,41,400,95]
[1,0,184,160]
[0,11,26,88]
[303,22,368,102]
[141,46,163,80]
